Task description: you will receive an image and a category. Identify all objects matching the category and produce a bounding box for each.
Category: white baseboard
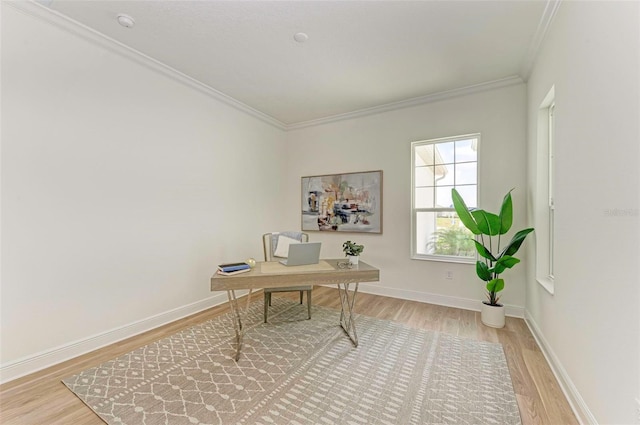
[0,285,521,385]
[524,311,597,425]
[0,281,602,424]
[0,291,237,384]
[352,282,525,318]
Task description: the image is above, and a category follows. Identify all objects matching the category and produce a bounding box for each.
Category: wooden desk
[211,259,380,360]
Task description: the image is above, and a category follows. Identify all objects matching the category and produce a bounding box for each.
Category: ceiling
[38,0,553,128]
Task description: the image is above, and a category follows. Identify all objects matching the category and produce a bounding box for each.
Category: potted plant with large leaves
[451,188,534,328]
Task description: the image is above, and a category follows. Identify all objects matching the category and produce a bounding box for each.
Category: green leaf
[451,189,480,235]
[493,255,520,274]
[499,190,513,235]
[473,240,496,261]
[472,210,501,236]
[501,228,535,257]
[486,278,505,294]
[476,261,492,281]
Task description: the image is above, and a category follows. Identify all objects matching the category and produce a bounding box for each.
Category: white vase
[481,302,505,328]
[347,255,359,265]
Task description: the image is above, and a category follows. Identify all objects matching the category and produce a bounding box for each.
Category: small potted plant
[342,240,364,265]
[452,188,534,328]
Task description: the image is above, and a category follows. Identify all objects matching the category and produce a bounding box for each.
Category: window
[535,86,555,294]
[411,134,479,262]
[548,102,555,279]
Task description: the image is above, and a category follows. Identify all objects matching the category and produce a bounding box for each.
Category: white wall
[285,83,528,314]
[0,3,287,381]
[526,2,640,424]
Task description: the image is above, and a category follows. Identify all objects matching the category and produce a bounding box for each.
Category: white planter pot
[347,255,359,265]
[481,302,505,328]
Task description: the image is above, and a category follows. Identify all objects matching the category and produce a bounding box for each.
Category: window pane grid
[436,160,477,166]
[412,134,479,261]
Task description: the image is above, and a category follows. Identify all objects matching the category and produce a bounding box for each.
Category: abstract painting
[301,170,382,233]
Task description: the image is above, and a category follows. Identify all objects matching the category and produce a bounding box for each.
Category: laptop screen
[280,242,321,266]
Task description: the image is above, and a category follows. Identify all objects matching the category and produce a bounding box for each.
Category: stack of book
[217,262,251,276]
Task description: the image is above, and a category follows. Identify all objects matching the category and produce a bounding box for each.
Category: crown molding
[7,0,535,133]
[285,76,525,130]
[519,0,562,81]
[5,0,288,131]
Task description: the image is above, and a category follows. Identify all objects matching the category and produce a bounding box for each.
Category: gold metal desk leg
[226,288,253,361]
[226,290,242,361]
[337,282,359,346]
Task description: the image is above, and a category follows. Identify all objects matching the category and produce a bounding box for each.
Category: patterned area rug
[63,299,521,425]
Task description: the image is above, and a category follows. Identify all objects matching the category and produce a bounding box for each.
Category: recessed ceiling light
[117,14,135,29]
[293,32,308,43]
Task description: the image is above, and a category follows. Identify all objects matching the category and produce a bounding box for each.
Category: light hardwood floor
[0,286,578,424]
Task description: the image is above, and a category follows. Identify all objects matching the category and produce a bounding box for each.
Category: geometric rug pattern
[63,299,521,424]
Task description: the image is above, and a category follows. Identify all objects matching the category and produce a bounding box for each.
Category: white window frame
[535,87,555,294]
[410,134,480,263]
[548,102,555,280]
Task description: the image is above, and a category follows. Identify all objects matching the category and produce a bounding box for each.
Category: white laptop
[279,242,322,266]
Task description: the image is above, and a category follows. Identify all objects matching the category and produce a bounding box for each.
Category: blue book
[218,262,250,273]
[217,268,251,276]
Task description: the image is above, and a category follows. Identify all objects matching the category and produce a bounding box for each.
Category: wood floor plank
[498,329,535,398]
[476,314,500,343]
[510,318,540,351]
[516,393,553,425]
[522,347,579,425]
[0,286,577,424]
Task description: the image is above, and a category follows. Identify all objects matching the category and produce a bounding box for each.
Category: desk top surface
[210,259,379,291]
